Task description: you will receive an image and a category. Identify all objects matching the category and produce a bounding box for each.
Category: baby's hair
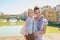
[28,9,33,16]
[28,9,33,13]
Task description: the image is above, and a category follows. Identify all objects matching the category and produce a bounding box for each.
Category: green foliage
[48,21,60,28]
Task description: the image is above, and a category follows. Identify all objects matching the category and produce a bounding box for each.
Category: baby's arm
[25,18,29,35]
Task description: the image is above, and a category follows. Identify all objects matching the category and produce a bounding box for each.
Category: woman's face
[37,13,41,19]
[34,13,38,18]
[34,9,41,18]
[35,9,40,14]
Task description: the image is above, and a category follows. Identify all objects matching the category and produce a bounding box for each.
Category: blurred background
[0,0,60,40]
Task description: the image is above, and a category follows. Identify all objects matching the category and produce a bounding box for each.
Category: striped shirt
[37,18,48,31]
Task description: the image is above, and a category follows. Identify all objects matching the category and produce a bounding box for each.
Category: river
[0,26,23,37]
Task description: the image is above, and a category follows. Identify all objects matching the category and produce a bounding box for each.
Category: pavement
[45,33,60,40]
[0,33,60,40]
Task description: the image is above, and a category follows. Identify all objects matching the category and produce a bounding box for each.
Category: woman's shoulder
[43,18,48,25]
[43,18,48,22]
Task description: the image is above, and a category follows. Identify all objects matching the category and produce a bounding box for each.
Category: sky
[0,0,60,14]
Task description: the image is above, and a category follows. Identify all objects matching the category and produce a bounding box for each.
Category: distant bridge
[0,14,21,22]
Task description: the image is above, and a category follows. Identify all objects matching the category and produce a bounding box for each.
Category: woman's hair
[28,9,33,16]
[34,6,42,14]
[34,6,40,11]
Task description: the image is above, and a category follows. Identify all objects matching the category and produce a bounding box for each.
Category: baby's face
[29,10,34,17]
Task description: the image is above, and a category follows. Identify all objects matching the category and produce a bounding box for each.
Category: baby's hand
[34,33,37,37]
[25,33,28,36]
[34,32,39,36]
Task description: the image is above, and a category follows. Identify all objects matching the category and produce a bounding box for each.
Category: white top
[38,18,48,40]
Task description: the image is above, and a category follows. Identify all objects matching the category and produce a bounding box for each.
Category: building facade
[42,6,57,23]
[54,5,60,24]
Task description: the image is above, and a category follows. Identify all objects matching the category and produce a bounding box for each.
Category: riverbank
[0,21,25,26]
[0,26,60,37]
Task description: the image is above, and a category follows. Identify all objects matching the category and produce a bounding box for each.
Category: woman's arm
[38,19,48,35]
[39,25,47,34]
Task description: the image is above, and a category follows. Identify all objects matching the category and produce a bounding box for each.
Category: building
[42,6,57,23]
[56,12,60,24]
[54,5,60,24]
[54,5,60,12]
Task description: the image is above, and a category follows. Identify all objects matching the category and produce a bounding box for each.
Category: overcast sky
[0,0,60,14]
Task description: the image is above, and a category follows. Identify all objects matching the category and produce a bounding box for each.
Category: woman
[34,7,48,40]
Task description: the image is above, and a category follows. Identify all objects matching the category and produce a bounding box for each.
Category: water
[0,26,23,37]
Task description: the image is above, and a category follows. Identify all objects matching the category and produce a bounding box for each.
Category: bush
[48,21,60,28]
